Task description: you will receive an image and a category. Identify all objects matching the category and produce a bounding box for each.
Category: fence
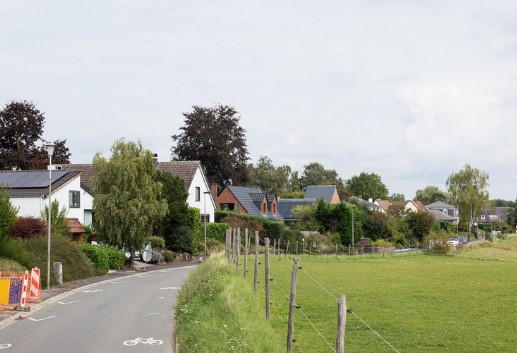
[224,227,403,353]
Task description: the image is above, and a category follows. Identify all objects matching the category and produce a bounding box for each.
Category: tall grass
[175,256,284,353]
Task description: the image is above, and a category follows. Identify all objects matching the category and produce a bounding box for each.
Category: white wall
[10,174,92,225]
[186,167,215,222]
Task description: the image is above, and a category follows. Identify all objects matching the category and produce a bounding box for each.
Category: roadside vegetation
[175,256,284,353]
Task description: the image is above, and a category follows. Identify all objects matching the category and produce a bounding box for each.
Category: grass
[242,239,517,353]
[175,256,284,353]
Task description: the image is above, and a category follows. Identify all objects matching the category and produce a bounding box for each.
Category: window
[481,215,485,220]
[69,190,80,208]
[201,214,210,222]
[195,187,201,201]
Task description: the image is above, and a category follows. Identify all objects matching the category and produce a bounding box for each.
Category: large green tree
[446,164,490,238]
[415,185,448,205]
[93,139,167,266]
[0,100,70,170]
[154,171,190,250]
[247,156,295,195]
[171,104,249,187]
[345,172,389,200]
[299,162,343,190]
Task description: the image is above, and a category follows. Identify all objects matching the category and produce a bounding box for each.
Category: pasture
[245,240,517,352]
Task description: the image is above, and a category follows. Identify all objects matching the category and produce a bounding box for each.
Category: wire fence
[225,228,404,353]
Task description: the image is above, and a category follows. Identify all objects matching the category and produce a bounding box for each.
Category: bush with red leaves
[10,216,46,239]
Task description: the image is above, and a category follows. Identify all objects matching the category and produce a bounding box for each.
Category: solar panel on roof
[0,170,69,188]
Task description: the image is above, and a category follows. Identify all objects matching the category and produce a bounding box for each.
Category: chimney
[152,153,158,165]
[210,184,218,205]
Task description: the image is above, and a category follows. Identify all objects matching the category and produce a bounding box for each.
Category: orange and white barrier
[19,271,29,308]
[28,268,42,303]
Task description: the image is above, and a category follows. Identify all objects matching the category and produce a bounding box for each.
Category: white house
[0,170,93,225]
[64,160,216,224]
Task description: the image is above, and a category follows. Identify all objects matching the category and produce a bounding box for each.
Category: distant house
[478,207,510,224]
[304,185,340,204]
[216,185,282,219]
[277,199,315,222]
[64,160,216,224]
[425,201,459,224]
[374,199,428,215]
[0,169,92,226]
[350,196,383,212]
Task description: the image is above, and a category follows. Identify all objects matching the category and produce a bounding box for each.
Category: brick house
[216,185,282,219]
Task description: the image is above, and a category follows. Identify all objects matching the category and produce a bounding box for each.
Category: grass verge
[175,255,284,353]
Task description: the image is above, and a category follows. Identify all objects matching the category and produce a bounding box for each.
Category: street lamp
[45,143,55,289]
[203,191,211,261]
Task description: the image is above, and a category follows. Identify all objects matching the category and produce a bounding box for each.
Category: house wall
[330,190,340,204]
[10,175,91,225]
[186,168,215,222]
[217,188,247,214]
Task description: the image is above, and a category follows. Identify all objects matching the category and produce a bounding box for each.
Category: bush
[161,250,177,263]
[10,217,46,239]
[424,230,449,254]
[187,208,202,253]
[79,242,109,275]
[83,226,93,243]
[205,223,229,243]
[0,238,33,269]
[143,236,165,251]
[216,210,285,239]
[24,234,96,286]
[170,225,195,253]
[100,245,125,269]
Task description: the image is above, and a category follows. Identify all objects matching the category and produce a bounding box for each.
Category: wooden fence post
[225,229,230,260]
[265,237,270,320]
[286,240,290,257]
[254,231,259,293]
[236,228,241,269]
[244,228,248,278]
[286,257,300,353]
[336,295,346,353]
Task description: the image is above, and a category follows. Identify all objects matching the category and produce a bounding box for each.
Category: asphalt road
[0,265,196,353]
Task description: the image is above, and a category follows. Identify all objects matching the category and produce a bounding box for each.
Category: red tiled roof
[67,218,85,234]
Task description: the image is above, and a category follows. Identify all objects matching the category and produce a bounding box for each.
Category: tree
[247,156,293,194]
[345,172,389,200]
[299,162,343,190]
[41,199,69,236]
[171,104,249,187]
[0,100,70,170]
[446,164,490,239]
[415,186,448,205]
[0,187,18,240]
[154,171,190,250]
[405,211,435,242]
[93,139,167,266]
[389,193,405,201]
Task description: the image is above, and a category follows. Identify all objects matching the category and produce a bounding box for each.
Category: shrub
[83,226,93,243]
[424,230,449,254]
[205,222,229,243]
[79,242,109,275]
[0,238,33,269]
[187,208,202,253]
[99,245,125,269]
[161,250,176,263]
[170,225,195,253]
[0,188,18,240]
[143,236,165,250]
[24,234,96,286]
[10,217,46,239]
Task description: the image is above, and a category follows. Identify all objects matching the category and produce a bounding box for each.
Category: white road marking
[145,313,160,316]
[158,297,165,300]
[28,316,55,322]
[110,281,127,284]
[123,338,163,346]
[82,289,102,293]
[58,301,79,305]
[0,343,11,350]
[160,287,179,290]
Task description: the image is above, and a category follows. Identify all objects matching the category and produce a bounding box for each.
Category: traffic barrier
[19,271,29,308]
[28,268,42,303]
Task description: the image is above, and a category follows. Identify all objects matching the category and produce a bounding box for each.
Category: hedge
[204,222,229,243]
[215,210,285,239]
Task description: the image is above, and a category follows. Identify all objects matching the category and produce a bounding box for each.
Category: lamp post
[45,143,55,289]
[203,191,211,261]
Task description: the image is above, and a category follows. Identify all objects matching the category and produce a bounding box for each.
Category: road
[0,265,196,353]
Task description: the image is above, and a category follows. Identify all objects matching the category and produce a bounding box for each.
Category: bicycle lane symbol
[0,344,12,350]
[123,338,163,346]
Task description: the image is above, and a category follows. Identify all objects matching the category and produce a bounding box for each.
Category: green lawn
[243,241,517,353]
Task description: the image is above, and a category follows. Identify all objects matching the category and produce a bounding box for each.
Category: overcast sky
[2,0,517,200]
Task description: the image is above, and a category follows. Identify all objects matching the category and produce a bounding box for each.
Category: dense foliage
[41,199,69,236]
[171,104,250,187]
[345,172,389,200]
[0,100,70,170]
[92,139,167,266]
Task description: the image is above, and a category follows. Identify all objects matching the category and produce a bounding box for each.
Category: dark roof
[156,161,201,191]
[0,170,81,197]
[64,161,203,194]
[277,199,314,220]
[62,164,96,194]
[226,185,283,220]
[428,209,457,221]
[304,185,337,204]
[351,197,383,212]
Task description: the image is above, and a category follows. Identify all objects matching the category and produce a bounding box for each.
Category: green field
[243,239,517,353]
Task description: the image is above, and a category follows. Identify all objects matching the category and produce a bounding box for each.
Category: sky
[2,0,517,200]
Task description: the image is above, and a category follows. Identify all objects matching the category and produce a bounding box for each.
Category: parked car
[447,238,460,246]
[458,236,468,244]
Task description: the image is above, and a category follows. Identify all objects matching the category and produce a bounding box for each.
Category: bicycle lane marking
[123,338,163,346]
